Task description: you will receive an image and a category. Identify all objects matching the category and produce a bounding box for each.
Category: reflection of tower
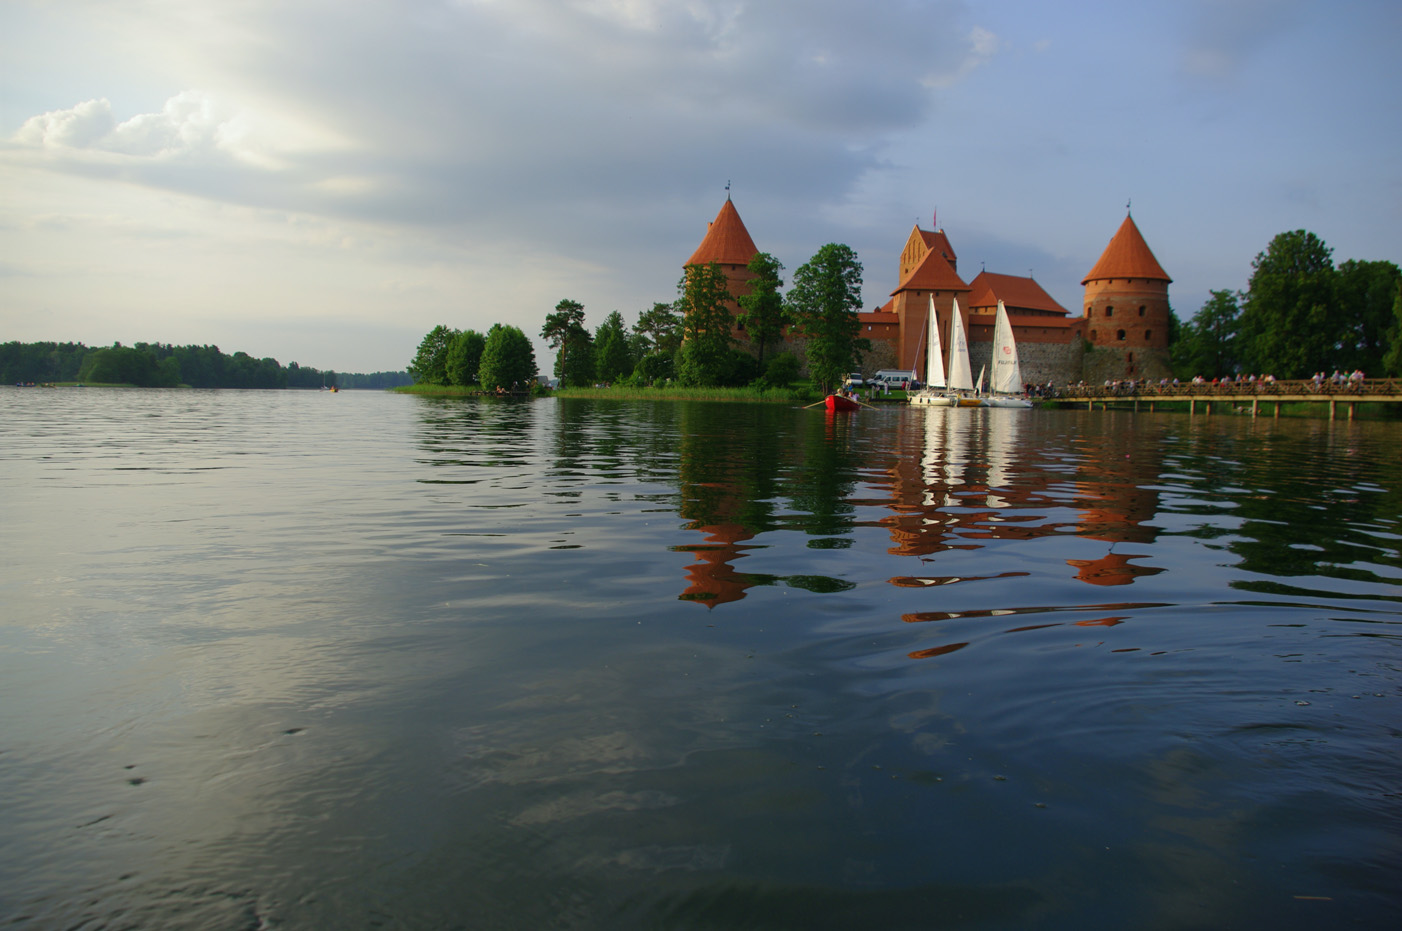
[676,523,759,607]
[1066,551,1163,586]
[1067,418,1166,585]
[671,404,774,607]
[1081,212,1172,379]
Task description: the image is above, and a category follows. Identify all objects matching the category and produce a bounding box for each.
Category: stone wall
[1079,345,1173,384]
[968,338,1084,389]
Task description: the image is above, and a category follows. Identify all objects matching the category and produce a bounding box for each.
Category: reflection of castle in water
[668,406,1168,607]
[872,409,1165,588]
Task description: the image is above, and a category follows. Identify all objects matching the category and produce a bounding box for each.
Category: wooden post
[1251,398,1258,417]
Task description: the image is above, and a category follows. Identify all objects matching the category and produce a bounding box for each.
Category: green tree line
[2,340,408,389]
[1172,230,1402,379]
[406,242,867,397]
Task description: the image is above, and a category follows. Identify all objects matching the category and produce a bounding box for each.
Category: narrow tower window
[1117,329,1126,341]
[1105,306,1114,318]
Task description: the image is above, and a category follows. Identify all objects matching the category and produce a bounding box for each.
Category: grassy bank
[554,384,821,403]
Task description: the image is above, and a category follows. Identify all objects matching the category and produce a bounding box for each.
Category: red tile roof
[686,199,760,267]
[891,246,969,295]
[1082,215,1171,284]
[922,229,957,265]
[966,271,1069,316]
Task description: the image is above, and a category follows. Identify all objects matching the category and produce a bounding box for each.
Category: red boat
[825,393,861,412]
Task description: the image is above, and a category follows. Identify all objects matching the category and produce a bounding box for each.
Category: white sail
[925,296,946,389]
[991,300,1023,395]
[947,298,974,393]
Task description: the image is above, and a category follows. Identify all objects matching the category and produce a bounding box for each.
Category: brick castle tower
[1081,213,1172,379]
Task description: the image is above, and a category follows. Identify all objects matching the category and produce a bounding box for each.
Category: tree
[445,329,486,386]
[1172,289,1240,378]
[634,302,682,356]
[478,323,537,391]
[674,262,734,386]
[593,310,634,384]
[736,252,786,368]
[408,325,458,385]
[1336,259,1401,374]
[542,299,594,387]
[1237,230,1337,377]
[1383,281,1402,376]
[786,243,868,393]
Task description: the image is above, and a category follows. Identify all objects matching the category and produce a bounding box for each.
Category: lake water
[1,388,1398,930]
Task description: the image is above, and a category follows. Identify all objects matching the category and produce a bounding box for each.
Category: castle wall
[968,337,1084,389]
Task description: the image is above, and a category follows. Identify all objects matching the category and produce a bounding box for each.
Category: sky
[2,0,1399,375]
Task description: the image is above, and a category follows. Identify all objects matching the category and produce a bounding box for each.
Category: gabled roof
[686,199,760,267]
[1082,215,1171,284]
[966,272,1069,316]
[891,247,969,295]
[921,229,957,265]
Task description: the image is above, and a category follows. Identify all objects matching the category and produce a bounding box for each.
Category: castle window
[1117,329,1126,341]
[1145,330,1152,340]
[1090,330,1097,339]
[1138,306,1146,317]
[1105,306,1114,317]
[1128,352,1134,363]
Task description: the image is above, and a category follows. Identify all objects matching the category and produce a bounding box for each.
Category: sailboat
[983,300,1033,409]
[909,296,956,407]
[945,298,983,407]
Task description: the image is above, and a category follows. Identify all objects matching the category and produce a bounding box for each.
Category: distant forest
[1,341,412,389]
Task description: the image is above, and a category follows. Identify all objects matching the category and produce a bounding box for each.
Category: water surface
[1,388,1398,929]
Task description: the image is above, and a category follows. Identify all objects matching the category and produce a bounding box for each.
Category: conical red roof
[1082,215,1171,284]
[686,199,759,267]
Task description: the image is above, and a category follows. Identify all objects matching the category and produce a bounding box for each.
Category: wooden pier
[1048,378,1402,419]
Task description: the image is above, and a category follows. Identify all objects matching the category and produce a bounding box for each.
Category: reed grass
[554,385,820,403]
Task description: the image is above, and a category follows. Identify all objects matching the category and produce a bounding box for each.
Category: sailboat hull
[983,396,1033,408]
[910,392,957,407]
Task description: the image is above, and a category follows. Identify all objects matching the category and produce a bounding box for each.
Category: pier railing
[1043,378,1402,418]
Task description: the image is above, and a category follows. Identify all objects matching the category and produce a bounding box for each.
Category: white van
[871,370,917,389]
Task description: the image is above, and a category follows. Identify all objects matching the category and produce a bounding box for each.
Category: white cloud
[16,98,117,148]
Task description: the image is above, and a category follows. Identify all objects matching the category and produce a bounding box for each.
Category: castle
[684,197,1174,385]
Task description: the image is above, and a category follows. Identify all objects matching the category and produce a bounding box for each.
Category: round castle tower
[1081,213,1172,379]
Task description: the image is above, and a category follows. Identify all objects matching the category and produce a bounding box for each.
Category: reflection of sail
[920,406,950,508]
[984,409,1020,508]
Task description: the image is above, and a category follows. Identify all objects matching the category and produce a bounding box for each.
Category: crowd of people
[1049,371,1376,398]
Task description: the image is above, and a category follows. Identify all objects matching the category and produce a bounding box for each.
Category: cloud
[8,0,988,233]
[16,98,117,149]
